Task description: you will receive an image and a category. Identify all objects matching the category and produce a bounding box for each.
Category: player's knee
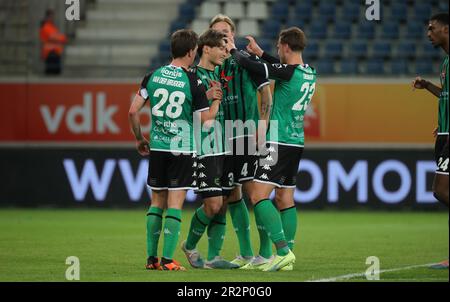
[204,200,223,216]
[433,189,449,205]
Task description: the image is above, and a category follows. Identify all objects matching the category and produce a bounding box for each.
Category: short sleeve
[187,72,210,112]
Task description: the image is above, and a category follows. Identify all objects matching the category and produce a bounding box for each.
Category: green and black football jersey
[230,50,317,147]
[193,65,228,156]
[139,64,209,153]
[218,52,270,139]
[438,55,449,135]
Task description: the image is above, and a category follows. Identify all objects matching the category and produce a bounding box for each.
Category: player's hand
[432,126,438,138]
[245,35,263,57]
[412,76,428,90]
[225,37,236,53]
[206,86,222,101]
[136,138,150,156]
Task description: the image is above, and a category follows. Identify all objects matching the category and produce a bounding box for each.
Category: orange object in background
[40,20,67,60]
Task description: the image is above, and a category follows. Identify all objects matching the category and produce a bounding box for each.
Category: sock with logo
[162,208,182,260]
[207,214,227,261]
[186,206,212,251]
[146,206,163,257]
[228,199,254,257]
[280,206,297,251]
[254,199,289,256]
[255,210,273,259]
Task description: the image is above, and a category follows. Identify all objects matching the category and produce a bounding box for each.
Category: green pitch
[0,209,448,282]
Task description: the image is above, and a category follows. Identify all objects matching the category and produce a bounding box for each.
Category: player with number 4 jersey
[227,27,316,271]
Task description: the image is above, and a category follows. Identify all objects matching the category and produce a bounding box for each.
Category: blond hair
[209,14,236,33]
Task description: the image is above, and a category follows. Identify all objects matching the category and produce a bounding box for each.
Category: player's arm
[412,76,442,98]
[246,35,280,64]
[189,73,221,127]
[128,92,150,156]
[230,48,296,81]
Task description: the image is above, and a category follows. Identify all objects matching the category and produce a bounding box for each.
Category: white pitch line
[308,263,440,282]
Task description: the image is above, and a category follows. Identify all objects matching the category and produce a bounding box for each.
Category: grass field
[0,209,448,282]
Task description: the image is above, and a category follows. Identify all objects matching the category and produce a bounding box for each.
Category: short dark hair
[430,13,449,26]
[279,27,307,52]
[171,29,198,59]
[197,29,226,57]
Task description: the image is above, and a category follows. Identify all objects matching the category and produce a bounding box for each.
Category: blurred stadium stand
[0,0,448,78]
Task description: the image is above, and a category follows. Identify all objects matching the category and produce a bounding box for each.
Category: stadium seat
[199,2,220,19]
[304,41,319,61]
[372,42,392,59]
[325,41,343,59]
[349,41,368,59]
[366,59,385,75]
[397,41,417,60]
[178,3,195,22]
[381,22,399,40]
[190,20,210,36]
[390,59,410,75]
[224,2,245,20]
[294,2,314,20]
[357,23,375,40]
[158,40,170,53]
[415,61,435,75]
[285,18,307,30]
[413,3,432,21]
[318,2,336,23]
[421,43,441,60]
[238,20,259,37]
[309,23,328,40]
[271,2,290,22]
[333,22,352,40]
[390,3,408,23]
[261,20,281,39]
[405,23,425,39]
[258,38,273,55]
[247,2,268,19]
[315,59,335,75]
[169,20,187,34]
[341,4,360,23]
[340,59,359,75]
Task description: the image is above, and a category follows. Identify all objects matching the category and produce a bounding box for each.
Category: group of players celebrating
[129,12,448,272]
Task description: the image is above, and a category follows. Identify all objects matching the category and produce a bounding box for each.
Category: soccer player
[209,14,274,268]
[128,29,221,271]
[181,29,239,269]
[412,13,449,270]
[226,27,317,271]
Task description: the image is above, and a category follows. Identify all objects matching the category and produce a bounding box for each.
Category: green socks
[254,199,289,256]
[162,208,182,260]
[207,214,227,261]
[228,199,254,257]
[146,206,163,258]
[255,210,273,259]
[280,206,297,251]
[186,206,212,251]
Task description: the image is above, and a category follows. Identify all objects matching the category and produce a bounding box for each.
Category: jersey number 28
[292,82,315,111]
[152,88,185,119]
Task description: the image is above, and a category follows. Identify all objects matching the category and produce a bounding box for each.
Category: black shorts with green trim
[147,151,197,191]
[195,155,233,198]
[254,143,303,188]
[435,135,449,175]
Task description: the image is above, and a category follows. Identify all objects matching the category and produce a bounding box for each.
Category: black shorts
[435,135,449,175]
[195,155,233,198]
[224,136,259,186]
[147,151,197,191]
[254,144,303,188]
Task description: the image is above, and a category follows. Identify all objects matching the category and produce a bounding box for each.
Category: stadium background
[0,0,448,283]
[1,0,447,210]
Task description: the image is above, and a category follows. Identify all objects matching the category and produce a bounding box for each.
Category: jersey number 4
[292,82,316,111]
[152,88,185,119]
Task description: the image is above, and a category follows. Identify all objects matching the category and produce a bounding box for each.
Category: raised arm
[412,76,442,98]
